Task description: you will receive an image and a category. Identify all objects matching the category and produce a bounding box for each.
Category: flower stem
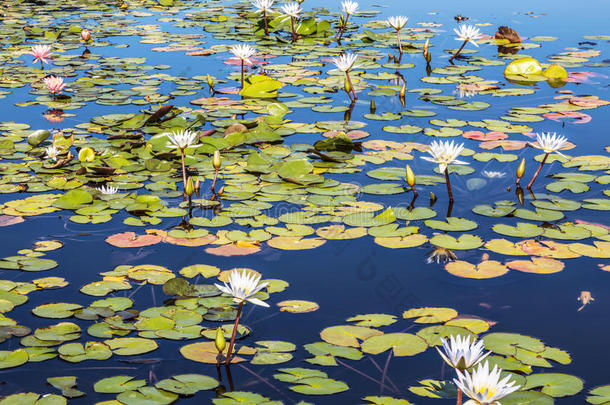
[180,150,187,193]
[290,17,296,41]
[225,302,243,366]
[211,168,219,193]
[527,153,549,189]
[240,59,244,89]
[263,9,269,35]
[396,29,403,54]
[345,71,357,100]
[456,388,462,405]
[444,167,454,202]
[337,14,349,42]
[449,40,468,63]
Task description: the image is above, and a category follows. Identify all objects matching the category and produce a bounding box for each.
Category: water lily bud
[213,150,221,170]
[207,74,214,89]
[185,176,195,196]
[399,83,406,98]
[369,99,376,113]
[423,39,431,63]
[81,29,91,42]
[516,158,525,179]
[78,147,95,163]
[194,178,201,191]
[405,164,415,187]
[344,77,352,94]
[215,328,226,352]
[429,191,437,206]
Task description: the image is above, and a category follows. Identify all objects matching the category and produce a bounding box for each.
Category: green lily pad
[361,333,428,356]
[523,373,583,397]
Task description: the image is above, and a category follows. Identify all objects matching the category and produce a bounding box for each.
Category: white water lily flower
[252,0,274,12]
[531,132,568,156]
[230,44,256,63]
[454,24,483,46]
[165,130,201,150]
[215,269,270,307]
[341,0,358,15]
[281,2,302,18]
[421,140,469,172]
[387,16,408,30]
[437,335,491,371]
[454,361,520,405]
[45,145,60,161]
[332,53,358,72]
[482,171,506,178]
[98,185,118,195]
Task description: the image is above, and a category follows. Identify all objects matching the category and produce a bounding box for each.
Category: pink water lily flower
[42,76,66,95]
[29,45,53,65]
[81,29,91,41]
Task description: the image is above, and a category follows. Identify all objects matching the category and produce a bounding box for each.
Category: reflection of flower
[45,145,60,161]
[454,87,477,98]
[437,335,491,371]
[98,185,118,195]
[281,2,301,18]
[454,361,520,405]
[332,53,358,72]
[42,76,66,95]
[29,45,52,65]
[482,171,506,179]
[215,269,269,307]
[230,44,256,63]
[43,109,65,123]
[165,130,201,150]
[426,247,457,264]
[454,25,482,46]
[421,140,469,172]
[341,0,358,15]
[387,16,408,30]
[531,132,568,156]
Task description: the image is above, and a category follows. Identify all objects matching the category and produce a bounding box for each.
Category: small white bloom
[454,361,520,405]
[281,2,302,18]
[230,44,256,63]
[165,130,201,150]
[531,132,568,157]
[98,185,118,195]
[436,335,491,371]
[341,0,358,15]
[45,145,60,161]
[482,171,506,179]
[331,53,358,72]
[252,0,274,12]
[215,269,270,307]
[387,16,408,30]
[421,140,469,172]
[454,24,483,46]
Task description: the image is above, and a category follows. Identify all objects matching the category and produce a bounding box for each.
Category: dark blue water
[1,0,610,403]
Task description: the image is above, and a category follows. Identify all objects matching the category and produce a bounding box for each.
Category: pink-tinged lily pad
[105,232,162,248]
[543,112,591,124]
[463,131,508,141]
[205,242,261,257]
[0,216,24,227]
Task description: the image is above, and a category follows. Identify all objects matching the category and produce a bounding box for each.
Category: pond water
[1,0,610,404]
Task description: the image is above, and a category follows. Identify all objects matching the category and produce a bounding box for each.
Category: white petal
[247,297,270,307]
